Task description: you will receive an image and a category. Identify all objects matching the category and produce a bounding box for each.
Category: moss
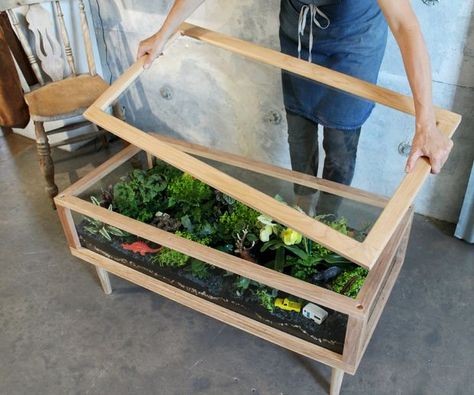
[331,267,368,298]
[167,173,213,206]
[152,231,210,268]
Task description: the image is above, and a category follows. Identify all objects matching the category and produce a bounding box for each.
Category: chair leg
[34,121,58,208]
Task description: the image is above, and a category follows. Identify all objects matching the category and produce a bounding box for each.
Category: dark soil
[78,223,347,354]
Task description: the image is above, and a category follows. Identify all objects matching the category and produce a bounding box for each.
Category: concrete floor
[0,132,473,395]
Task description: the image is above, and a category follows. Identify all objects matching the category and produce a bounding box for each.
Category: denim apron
[280,0,388,129]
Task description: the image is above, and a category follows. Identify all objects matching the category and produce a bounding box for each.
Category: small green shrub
[113,169,167,222]
[167,173,213,207]
[151,232,210,268]
[255,288,276,312]
[218,202,260,242]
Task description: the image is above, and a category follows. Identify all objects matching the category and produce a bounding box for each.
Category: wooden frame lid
[84,23,461,270]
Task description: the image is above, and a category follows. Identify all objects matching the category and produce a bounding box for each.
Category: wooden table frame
[54,23,460,395]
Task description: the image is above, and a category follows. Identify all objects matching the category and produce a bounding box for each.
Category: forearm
[392,23,436,130]
[155,0,205,40]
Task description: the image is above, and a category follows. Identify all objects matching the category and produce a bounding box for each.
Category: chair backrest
[7,0,96,87]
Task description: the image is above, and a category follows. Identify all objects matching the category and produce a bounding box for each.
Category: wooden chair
[6,1,124,208]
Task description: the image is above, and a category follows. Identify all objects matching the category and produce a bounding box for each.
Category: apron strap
[298,4,330,63]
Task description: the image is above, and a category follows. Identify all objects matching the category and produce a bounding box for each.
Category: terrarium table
[54,23,461,395]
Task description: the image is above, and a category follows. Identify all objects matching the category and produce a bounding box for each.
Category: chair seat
[25,74,109,121]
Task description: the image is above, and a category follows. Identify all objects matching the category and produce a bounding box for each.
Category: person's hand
[405,121,453,174]
[136,32,166,69]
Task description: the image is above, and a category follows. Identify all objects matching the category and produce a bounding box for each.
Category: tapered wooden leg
[96,266,112,295]
[330,368,344,395]
[34,121,58,208]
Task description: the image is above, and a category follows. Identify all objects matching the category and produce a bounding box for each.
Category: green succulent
[83,197,127,241]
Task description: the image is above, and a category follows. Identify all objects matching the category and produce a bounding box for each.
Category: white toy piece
[302,303,328,325]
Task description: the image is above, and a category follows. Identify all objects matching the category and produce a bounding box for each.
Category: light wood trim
[359,217,412,364]
[150,133,389,208]
[7,9,45,85]
[78,0,96,76]
[71,246,351,372]
[93,56,146,110]
[357,209,413,308]
[93,31,182,111]
[330,368,345,395]
[59,144,140,197]
[56,205,80,248]
[84,107,372,268]
[179,23,461,130]
[342,316,365,370]
[360,133,455,263]
[57,194,365,318]
[54,0,76,76]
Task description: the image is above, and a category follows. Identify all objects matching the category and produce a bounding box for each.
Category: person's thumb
[406,148,422,173]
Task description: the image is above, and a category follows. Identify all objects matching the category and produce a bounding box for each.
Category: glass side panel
[70,207,348,354]
[77,153,370,298]
[192,154,383,240]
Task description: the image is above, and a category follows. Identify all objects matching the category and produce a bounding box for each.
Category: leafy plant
[185,259,211,279]
[83,197,127,241]
[151,231,210,268]
[113,169,167,222]
[233,276,261,297]
[167,173,213,208]
[218,201,260,243]
[255,288,277,312]
[330,267,368,298]
[166,173,216,235]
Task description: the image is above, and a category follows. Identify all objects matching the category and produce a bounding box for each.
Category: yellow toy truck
[274,298,302,313]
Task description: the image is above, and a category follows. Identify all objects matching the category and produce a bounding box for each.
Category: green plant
[167,173,213,208]
[255,288,277,312]
[233,276,260,297]
[83,197,127,241]
[166,173,216,234]
[185,259,211,279]
[218,201,260,243]
[330,267,368,298]
[151,231,210,268]
[153,248,190,267]
[113,169,167,222]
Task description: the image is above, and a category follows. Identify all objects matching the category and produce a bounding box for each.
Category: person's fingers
[136,43,147,61]
[430,157,442,174]
[143,49,157,69]
[405,148,422,173]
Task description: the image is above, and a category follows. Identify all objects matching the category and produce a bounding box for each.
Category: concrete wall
[89,0,474,223]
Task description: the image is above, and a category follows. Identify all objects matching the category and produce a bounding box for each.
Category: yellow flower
[258,215,278,242]
[281,228,302,246]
